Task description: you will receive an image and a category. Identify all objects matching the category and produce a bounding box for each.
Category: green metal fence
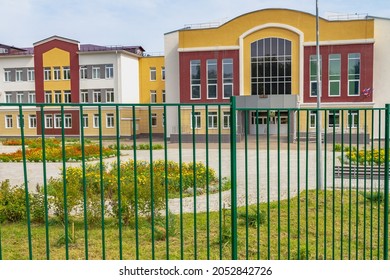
[0,99,388,260]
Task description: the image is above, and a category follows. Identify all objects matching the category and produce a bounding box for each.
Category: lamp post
[316,0,323,190]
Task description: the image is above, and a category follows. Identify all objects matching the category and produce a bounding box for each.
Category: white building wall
[0,56,35,102]
[372,18,390,138]
[118,53,140,103]
[164,31,180,137]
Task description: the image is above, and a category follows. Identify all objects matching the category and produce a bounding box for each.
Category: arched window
[251,38,291,95]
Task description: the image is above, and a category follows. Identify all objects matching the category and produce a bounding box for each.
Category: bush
[0,180,27,223]
[30,185,46,224]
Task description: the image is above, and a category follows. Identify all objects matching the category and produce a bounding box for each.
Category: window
[208,111,218,129]
[54,115,62,128]
[16,115,24,128]
[348,53,360,96]
[29,115,37,128]
[328,110,340,128]
[53,67,61,80]
[5,92,12,103]
[329,54,341,96]
[63,67,70,80]
[93,114,100,128]
[251,38,292,95]
[92,66,100,79]
[162,90,166,103]
[45,115,53,128]
[310,55,322,97]
[106,113,114,128]
[80,66,87,79]
[105,65,114,79]
[223,59,233,99]
[44,67,51,80]
[207,59,217,99]
[45,91,52,103]
[161,67,165,80]
[106,89,114,103]
[251,111,267,125]
[309,110,316,128]
[93,90,101,103]
[348,110,359,128]
[16,92,24,103]
[27,69,35,81]
[16,69,23,82]
[5,115,13,128]
[82,114,89,128]
[190,111,201,129]
[151,113,157,127]
[223,111,230,129]
[81,90,89,103]
[54,91,62,103]
[64,114,72,128]
[190,60,201,99]
[4,70,11,82]
[28,92,35,103]
[64,91,71,103]
[150,90,157,103]
[150,67,156,81]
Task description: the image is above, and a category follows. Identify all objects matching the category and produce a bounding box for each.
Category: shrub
[0,180,27,223]
[30,185,46,224]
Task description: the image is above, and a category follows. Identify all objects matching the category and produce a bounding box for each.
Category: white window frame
[190,60,201,100]
[81,90,89,103]
[45,91,52,104]
[44,67,51,81]
[328,54,341,97]
[5,92,12,103]
[150,90,157,103]
[54,91,62,103]
[27,69,35,81]
[92,66,100,79]
[4,70,11,82]
[223,111,231,129]
[208,111,218,129]
[161,67,165,80]
[162,90,166,103]
[93,90,101,103]
[106,113,114,128]
[150,67,156,81]
[80,66,87,79]
[5,115,13,128]
[54,114,62,128]
[63,67,70,80]
[29,115,37,128]
[190,111,201,129]
[16,92,24,103]
[309,110,317,128]
[93,114,100,128]
[222,58,234,99]
[106,89,114,103]
[53,67,61,80]
[310,55,322,97]
[17,115,24,129]
[348,53,361,96]
[207,59,218,99]
[348,110,359,128]
[64,114,72,128]
[328,110,340,128]
[64,91,71,103]
[105,65,114,79]
[45,115,53,128]
[82,114,89,128]
[15,69,23,82]
[28,92,36,103]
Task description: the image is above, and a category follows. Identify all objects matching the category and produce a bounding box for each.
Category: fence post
[384,104,390,260]
[230,96,238,260]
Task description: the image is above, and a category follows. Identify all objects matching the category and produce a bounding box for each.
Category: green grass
[0,189,388,260]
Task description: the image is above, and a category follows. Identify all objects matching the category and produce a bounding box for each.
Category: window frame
[190,60,201,100]
[28,115,37,129]
[348,53,361,96]
[207,111,218,129]
[207,59,218,99]
[328,54,341,97]
[150,67,157,81]
[106,113,115,128]
[5,115,13,128]
[190,111,201,129]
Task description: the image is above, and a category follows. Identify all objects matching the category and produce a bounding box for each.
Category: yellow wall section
[43,48,71,92]
[178,9,374,49]
[242,27,300,96]
[139,56,165,103]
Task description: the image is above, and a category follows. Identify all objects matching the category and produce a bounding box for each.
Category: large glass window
[208,111,218,129]
[328,110,340,128]
[207,59,217,99]
[310,55,322,97]
[329,54,341,96]
[190,60,201,99]
[223,59,233,99]
[150,67,156,81]
[251,38,291,95]
[190,111,201,129]
[105,65,114,79]
[348,53,360,96]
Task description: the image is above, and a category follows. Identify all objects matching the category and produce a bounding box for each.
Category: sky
[0,0,389,53]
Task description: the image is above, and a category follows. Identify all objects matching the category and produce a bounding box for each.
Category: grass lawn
[0,189,388,260]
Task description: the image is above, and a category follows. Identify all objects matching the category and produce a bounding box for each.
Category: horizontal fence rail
[0,101,388,260]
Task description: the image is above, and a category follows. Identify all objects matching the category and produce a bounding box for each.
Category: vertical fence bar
[244,110,249,259]
[287,109,291,260]
[115,105,123,260]
[332,110,336,260]
[148,105,155,260]
[277,110,281,260]
[191,105,197,260]
[356,110,360,259]
[384,104,390,260]
[363,110,368,260]
[19,106,33,259]
[305,110,309,259]
[378,111,382,260]
[266,110,271,259]
[40,105,50,260]
[79,105,89,260]
[163,105,170,260]
[297,110,301,259]
[205,105,210,260]
[178,105,184,260]
[218,105,223,260]
[255,109,260,260]
[370,110,375,259]
[60,105,69,260]
[340,111,345,259]
[132,106,139,260]
[230,96,238,260]
[315,109,320,260]
[97,105,105,260]
[324,110,328,260]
